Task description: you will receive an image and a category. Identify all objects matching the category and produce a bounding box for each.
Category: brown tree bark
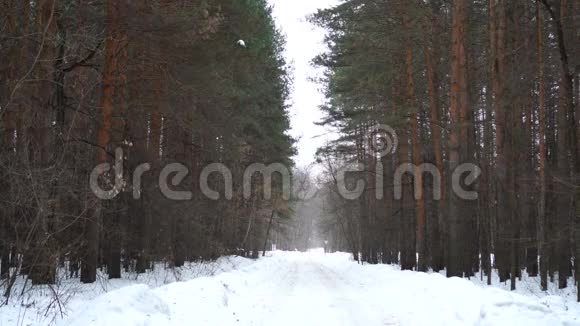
[28,0,57,286]
[537,2,548,291]
[424,18,445,271]
[0,0,17,281]
[447,0,469,278]
[491,0,512,283]
[540,0,574,290]
[396,14,415,271]
[404,24,426,272]
[83,0,122,283]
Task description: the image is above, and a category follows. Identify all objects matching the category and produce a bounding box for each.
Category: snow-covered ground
[0,256,252,326]
[2,250,579,326]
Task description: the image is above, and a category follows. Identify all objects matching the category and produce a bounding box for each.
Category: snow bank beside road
[62,285,171,326]
[0,256,253,326]
[320,253,579,326]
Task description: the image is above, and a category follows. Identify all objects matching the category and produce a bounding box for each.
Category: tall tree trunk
[537,2,548,291]
[491,0,511,283]
[506,0,521,291]
[83,0,120,283]
[0,1,16,279]
[402,13,425,271]
[108,1,128,278]
[541,0,573,290]
[448,0,469,278]
[424,17,445,272]
[29,0,57,286]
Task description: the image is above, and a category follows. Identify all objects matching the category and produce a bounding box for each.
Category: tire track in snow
[315,262,400,326]
[251,257,399,326]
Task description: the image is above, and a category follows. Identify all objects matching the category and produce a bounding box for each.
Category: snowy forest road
[62,251,577,326]
[250,258,398,326]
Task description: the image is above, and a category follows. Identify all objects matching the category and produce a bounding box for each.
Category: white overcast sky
[268,0,340,169]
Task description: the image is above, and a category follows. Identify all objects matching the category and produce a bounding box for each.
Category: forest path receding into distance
[243,256,398,326]
[62,251,577,326]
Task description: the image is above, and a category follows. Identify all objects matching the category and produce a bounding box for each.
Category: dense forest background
[0,0,297,299]
[312,0,580,300]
